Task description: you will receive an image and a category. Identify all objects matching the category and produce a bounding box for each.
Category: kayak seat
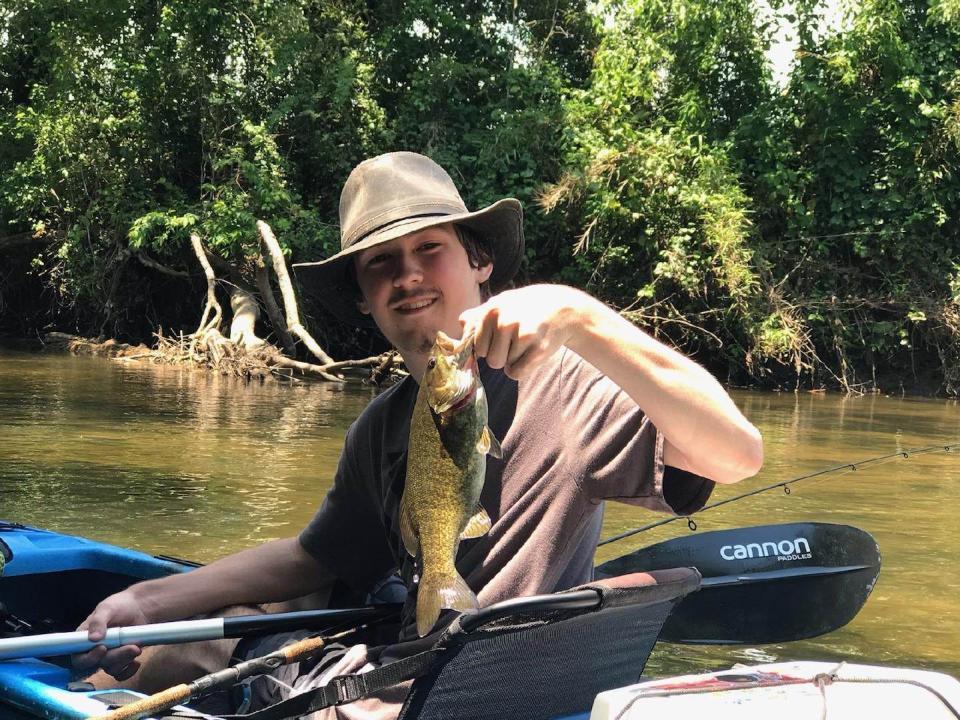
[206,568,700,720]
[397,567,701,720]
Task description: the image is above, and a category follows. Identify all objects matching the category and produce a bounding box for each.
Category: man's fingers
[504,345,542,380]
[81,610,109,642]
[484,323,517,370]
[72,644,107,673]
[111,659,142,682]
[102,645,142,678]
[73,643,143,679]
[473,310,499,360]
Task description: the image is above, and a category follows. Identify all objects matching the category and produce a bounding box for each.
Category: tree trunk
[255,260,297,356]
[229,286,265,350]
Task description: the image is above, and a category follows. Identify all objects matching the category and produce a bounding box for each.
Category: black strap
[211,647,446,720]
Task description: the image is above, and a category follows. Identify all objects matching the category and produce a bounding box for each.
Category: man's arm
[459,284,763,484]
[75,537,334,678]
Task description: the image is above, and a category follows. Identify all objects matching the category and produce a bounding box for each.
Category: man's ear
[476,262,493,284]
[358,296,371,315]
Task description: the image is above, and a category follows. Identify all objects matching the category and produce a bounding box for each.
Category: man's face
[354,223,493,356]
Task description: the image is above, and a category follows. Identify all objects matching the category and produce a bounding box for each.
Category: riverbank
[16,332,404,385]
[5,331,954,398]
[41,332,153,359]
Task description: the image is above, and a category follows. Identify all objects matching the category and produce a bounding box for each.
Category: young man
[76,152,762,715]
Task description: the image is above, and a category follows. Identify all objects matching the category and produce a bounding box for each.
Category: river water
[1,346,958,679]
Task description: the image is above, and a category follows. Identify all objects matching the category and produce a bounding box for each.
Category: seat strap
[208,647,446,720]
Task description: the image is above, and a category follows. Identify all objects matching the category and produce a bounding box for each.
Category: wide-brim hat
[293,151,524,328]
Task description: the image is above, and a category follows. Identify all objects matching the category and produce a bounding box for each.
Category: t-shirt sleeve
[559,349,715,515]
[298,422,397,593]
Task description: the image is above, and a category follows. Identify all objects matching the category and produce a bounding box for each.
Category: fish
[400,330,503,637]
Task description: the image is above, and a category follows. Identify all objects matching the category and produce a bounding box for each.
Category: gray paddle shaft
[0,618,224,661]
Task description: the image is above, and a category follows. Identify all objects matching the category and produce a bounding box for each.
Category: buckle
[334,674,368,704]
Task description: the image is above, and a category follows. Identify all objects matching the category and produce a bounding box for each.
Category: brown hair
[346,223,496,305]
[454,224,494,300]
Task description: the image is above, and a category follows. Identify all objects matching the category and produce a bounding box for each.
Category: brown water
[1,346,958,679]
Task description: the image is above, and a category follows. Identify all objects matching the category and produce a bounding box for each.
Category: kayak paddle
[0,521,879,661]
[596,521,881,644]
[0,604,400,662]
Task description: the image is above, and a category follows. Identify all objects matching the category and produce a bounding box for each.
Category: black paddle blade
[595,522,881,645]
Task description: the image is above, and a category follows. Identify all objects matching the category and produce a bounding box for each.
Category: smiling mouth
[393,296,438,314]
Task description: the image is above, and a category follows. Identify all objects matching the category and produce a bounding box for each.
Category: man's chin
[386,326,441,357]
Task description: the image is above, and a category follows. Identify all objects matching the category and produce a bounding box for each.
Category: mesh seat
[212,568,700,720]
[398,567,700,720]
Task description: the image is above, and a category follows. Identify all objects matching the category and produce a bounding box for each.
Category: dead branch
[273,355,345,382]
[135,252,191,278]
[255,257,297,356]
[190,233,222,339]
[228,285,266,350]
[370,351,402,386]
[257,220,335,365]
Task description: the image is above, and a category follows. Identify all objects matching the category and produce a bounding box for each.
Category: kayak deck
[591,661,960,720]
[0,523,190,719]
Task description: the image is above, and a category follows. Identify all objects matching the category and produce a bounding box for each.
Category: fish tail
[416,571,478,637]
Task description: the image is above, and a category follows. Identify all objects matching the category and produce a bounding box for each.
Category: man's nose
[392,253,423,287]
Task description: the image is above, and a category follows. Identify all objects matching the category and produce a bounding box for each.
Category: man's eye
[367,254,389,267]
[419,242,441,252]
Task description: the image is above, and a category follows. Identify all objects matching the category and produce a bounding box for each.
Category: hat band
[347,212,455,249]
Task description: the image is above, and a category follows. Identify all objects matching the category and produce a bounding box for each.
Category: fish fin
[460,505,491,539]
[398,492,419,557]
[416,571,478,637]
[477,426,503,459]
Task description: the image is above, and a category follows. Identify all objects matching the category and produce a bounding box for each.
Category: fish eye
[427,358,437,370]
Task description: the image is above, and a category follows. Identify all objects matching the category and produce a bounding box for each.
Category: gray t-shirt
[299,348,714,638]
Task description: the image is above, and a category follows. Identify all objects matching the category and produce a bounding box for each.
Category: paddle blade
[596,522,881,645]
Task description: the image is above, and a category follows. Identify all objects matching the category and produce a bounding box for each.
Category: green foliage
[739,0,960,389]
[2,0,959,391]
[543,0,773,368]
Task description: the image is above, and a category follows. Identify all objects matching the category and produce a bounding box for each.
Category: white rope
[612,662,960,720]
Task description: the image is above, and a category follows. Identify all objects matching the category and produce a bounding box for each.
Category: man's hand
[72,591,153,681]
[462,282,762,483]
[70,537,336,682]
[459,285,593,380]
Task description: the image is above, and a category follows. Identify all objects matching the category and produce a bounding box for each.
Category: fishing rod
[597,441,960,547]
[85,623,371,720]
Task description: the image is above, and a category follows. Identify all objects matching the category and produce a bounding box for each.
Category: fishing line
[597,441,960,547]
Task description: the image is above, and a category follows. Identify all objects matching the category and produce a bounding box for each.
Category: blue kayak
[0,523,602,720]
[0,521,191,719]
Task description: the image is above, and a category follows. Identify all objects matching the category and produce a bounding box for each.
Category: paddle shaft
[0,605,400,661]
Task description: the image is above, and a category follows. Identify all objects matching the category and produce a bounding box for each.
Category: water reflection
[0,348,374,556]
[0,347,958,677]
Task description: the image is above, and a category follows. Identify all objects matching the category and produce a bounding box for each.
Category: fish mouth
[429,331,479,414]
[444,332,475,367]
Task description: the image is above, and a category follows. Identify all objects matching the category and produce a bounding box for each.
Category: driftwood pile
[45,220,405,385]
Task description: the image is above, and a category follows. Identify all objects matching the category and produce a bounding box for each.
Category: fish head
[424,330,479,414]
